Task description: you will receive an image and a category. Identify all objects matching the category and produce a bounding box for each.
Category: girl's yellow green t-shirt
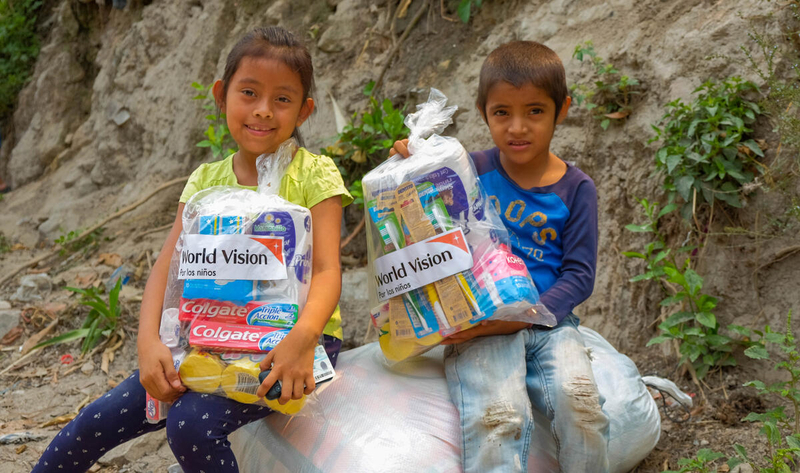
[179,147,353,340]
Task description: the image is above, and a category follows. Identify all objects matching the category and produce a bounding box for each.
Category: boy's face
[480,81,569,168]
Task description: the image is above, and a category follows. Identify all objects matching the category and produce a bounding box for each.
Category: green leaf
[646,335,674,346]
[621,251,646,259]
[728,324,751,337]
[696,448,725,463]
[657,203,678,219]
[676,175,695,201]
[683,269,703,296]
[660,293,686,306]
[31,328,92,351]
[786,434,800,451]
[744,380,767,390]
[457,0,471,23]
[744,345,769,360]
[741,139,764,157]
[362,80,375,96]
[733,444,749,462]
[665,154,681,174]
[624,223,651,233]
[696,312,717,329]
[660,311,695,329]
[600,118,610,130]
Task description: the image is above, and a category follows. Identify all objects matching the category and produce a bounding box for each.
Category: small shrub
[0,0,42,120]
[55,227,105,257]
[191,81,238,159]
[571,41,640,130]
[650,77,766,220]
[664,448,726,473]
[625,198,734,379]
[33,280,122,356]
[0,232,10,253]
[322,81,409,187]
[728,311,800,471]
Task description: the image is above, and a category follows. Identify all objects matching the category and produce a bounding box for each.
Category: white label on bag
[179,234,287,280]
[313,345,335,384]
[373,228,472,301]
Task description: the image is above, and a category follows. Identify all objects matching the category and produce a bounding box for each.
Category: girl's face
[213,56,314,161]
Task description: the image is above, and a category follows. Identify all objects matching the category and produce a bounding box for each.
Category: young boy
[392,41,609,472]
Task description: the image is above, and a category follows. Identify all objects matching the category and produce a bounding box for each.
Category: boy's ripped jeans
[444,315,609,473]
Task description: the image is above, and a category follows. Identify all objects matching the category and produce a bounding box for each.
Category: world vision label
[373,228,472,301]
[179,234,287,280]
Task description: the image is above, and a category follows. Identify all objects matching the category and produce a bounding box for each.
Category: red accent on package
[188,320,290,352]
[179,297,298,327]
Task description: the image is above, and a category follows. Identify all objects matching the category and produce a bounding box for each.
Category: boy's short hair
[477,41,568,120]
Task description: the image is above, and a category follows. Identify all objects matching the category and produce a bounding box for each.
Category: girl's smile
[213,56,314,163]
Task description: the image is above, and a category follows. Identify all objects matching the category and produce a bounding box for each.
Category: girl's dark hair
[221,26,315,144]
[476,41,568,122]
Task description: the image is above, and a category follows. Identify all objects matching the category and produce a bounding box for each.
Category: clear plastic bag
[362,89,556,362]
[151,139,334,416]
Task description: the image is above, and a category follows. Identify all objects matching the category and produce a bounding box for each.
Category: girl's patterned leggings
[32,336,341,473]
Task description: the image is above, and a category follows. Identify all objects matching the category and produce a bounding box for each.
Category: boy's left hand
[257,326,317,404]
[441,320,530,345]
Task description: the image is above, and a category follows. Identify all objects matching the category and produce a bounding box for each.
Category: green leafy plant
[349,180,364,209]
[191,81,238,159]
[0,0,42,120]
[625,198,734,379]
[456,0,483,23]
[55,227,105,257]
[33,280,122,356]
[322,81,409,186]
[726,311,800,472]
[571,41,640,130]
[650,77,765,219]
[664,448,726,473]
[0,232,10,254]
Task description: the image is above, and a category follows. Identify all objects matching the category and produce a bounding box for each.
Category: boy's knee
[481,399,527,442]
[561,375,606,428]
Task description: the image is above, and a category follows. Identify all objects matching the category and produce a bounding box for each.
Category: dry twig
[0,176,189,288]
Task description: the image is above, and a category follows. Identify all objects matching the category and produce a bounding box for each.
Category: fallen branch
[0,348,42,377]
[133,222,173,241]
[340,215,366,250]
[373,0,430,97]
[0,175,189,288]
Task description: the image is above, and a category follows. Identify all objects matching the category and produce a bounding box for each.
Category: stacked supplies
[147,139,333,420]
[362,90,557,362]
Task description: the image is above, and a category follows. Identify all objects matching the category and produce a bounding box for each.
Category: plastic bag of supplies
[361,89,557,362]
[229,326,671,472]
[147,139,334,419]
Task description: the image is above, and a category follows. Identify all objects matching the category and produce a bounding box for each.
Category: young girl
[33,26,351,473]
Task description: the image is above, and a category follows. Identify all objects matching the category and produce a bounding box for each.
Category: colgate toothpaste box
[179,297,298,328]
[189,319,290,352]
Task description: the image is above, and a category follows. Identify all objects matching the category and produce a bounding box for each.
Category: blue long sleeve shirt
[470,148,599,324]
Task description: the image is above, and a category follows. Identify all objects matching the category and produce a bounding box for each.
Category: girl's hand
[138,337,185,402]
[441,320,530,345]
[390,139,411,158]
[257,326,317,404]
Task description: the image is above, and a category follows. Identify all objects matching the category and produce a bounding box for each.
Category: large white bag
[229,327,665,472]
